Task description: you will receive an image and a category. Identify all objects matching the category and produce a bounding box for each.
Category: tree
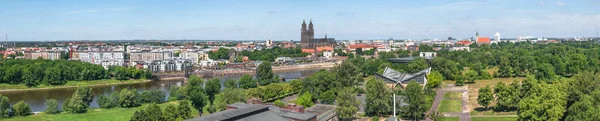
[0,95,10,118]
[130,109,149,121]
[177,100,193,119]
[205,78,221,104]
[115,67,129,80]
[98,95,115,108]
[497,56,512,78]
[12,101,31,116]
[517,82,567,121]
[224,79,237,89]
[332,61,363,87]
[318,90,336,105]
[336,88,360,121]
[238,74,256,89]
[46,99,61,114]
[64,87,93,113]
[118,88,139,108]
[454,74,465,86]
[163,105,179,121]
[407,58,429,73]
[169,86,185,101]
[477,85,493,109]
[139,90,166,104]
[534,63,556,82]
[565,95,600,121]
[256,61,274,85]
[188,87,207,116]
[401,81,427,120]
[464,70,478,83]
[426,71,444,88]
[145,103,164,121]
[219,88,246,104]
[429,57,461,80]
[365,78,391,116]
[297,92,314,108]
[356,48,363,55]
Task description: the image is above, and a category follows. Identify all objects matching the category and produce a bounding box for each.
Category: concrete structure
[266,39,273,47]
[495,32,501,43]
[181,50,209,64]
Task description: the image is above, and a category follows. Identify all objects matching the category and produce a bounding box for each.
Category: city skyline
[1,0,600,41]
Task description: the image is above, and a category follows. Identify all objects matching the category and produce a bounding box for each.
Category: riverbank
[0,79,150,92]
[3,101,200,121]
[272,62,337,71]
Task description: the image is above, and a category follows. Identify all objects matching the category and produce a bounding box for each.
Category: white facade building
[73,51,125,69]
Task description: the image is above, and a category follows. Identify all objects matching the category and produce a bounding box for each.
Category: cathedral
[300,20,336,49]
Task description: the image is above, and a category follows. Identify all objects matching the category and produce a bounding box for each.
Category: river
[0,68,326,112]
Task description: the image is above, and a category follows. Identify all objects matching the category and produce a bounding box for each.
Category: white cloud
[61,7,129,14]
[538,0,544,5]
[556,1,566,6]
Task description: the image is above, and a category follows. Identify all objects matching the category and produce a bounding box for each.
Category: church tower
[301,20,307,43]
[475,31,480,43]
[308,19,315,40]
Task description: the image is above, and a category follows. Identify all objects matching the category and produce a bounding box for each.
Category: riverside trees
[0,59,151,87]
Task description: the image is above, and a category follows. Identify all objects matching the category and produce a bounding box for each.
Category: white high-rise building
[494,32,501,43]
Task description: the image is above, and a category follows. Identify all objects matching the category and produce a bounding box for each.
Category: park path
[427,84,470,121]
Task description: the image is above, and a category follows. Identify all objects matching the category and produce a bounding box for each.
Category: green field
[443,92,462,100]
[4,101,200,121]
[471,117,518,121]
[441,117,460,121]
[438,99,462,113]
[0,79,148,91]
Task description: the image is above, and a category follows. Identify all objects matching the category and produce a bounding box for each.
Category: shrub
[168,86,185,101]
[118,88,139,108]
[163,105,179,121]
[318,90,336,105]
[0,95,10,118]
[44,99,60,114]
[274,99,286,107]
[12,101,31,116]
[177,100,192,119]
[297,93,314,108]
[98,95,114,108]
[139,90,166,104]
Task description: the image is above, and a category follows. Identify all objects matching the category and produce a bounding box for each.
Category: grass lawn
[438,99,462,113]
[4,101,200,121]
[441,117,460,121]
[468,78,523,116]
[0,79,148,91]
[471,117,518,121]
[443,92,462,100]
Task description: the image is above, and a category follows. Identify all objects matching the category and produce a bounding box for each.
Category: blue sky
[1,0,599,41]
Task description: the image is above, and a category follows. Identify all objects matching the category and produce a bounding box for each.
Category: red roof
[456,40,472,45]
[477,37,490,43]
[348,44,373,49]
[316,46,333,52]
[301,49,315,53]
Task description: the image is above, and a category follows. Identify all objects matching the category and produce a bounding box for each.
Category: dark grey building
[374,67,431,88]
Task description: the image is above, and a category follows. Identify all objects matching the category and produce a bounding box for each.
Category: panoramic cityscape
[1,0,600,121]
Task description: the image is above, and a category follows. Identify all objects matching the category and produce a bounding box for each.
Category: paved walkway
[427,84,470,121]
